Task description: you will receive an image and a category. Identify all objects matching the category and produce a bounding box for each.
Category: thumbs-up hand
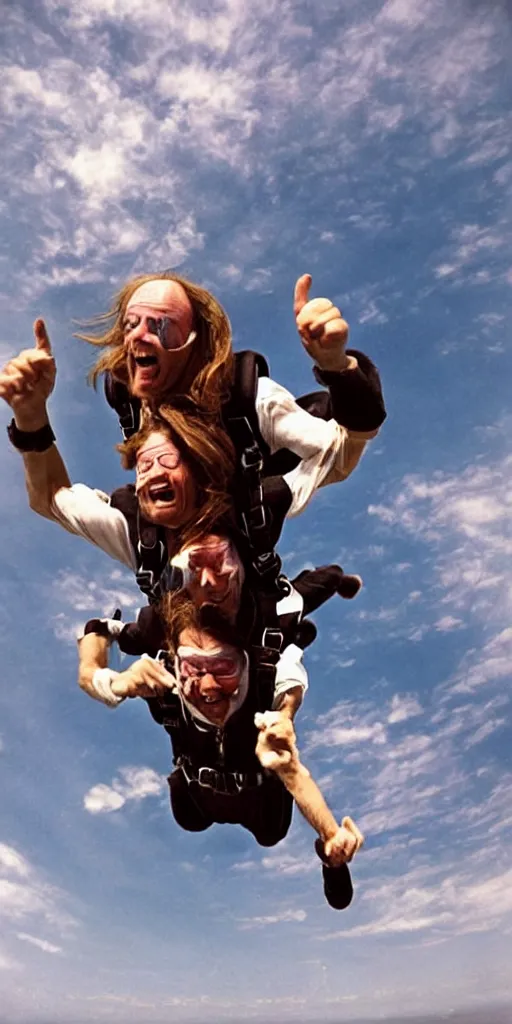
[0,319,56,428]
[294,274,350,372]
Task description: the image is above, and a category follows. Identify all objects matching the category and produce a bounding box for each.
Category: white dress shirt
[50,375,366,562]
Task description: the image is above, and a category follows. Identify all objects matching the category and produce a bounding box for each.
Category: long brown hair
[78,271,235,417]
[161,592,245,656]
[118,407,237,549]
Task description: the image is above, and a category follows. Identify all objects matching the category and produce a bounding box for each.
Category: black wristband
[7,419,56,453]
[313,349,387,432]
[83,619,112,640]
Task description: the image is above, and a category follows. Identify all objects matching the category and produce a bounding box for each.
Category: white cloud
[0,845,31,879]
[358,299,388,326]
[307,710,388,750]
[16,932,62,954]
[387,694,423,724]
[51,568,141,644]
[435,616,463,632]
[449,626,512,695]
[368,455,512,621]
[239,908,307,929]
[84,765,166,814]
[0,845,76,936]
[433,224,508,284]
[322,865,512,942]
[83,785,127,815]
[2,0,508,310]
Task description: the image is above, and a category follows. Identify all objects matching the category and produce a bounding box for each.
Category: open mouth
[204,591,229,604]
[134,354,158,368]
[148,484,175,504]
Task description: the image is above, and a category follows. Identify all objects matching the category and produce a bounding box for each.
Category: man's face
[123,280,196,399]
[180,535,244,622]
[176,627,245,727]
[135,431,198,530]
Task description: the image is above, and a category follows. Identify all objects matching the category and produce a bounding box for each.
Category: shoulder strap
[135,507,168,603]
[223,351,281,588]
[109,485,167,603]
[104,374,141,440]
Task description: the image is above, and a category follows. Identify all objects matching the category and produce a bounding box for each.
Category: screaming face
[176,627,246,727]
[174,535,244,622]
[135,431,198,530]
[124,279,197,399]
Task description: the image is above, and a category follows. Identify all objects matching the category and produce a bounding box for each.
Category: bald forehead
[127,279,193,319]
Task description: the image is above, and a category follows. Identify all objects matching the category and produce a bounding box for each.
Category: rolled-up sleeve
[273,643,309,706]
[51,484,136,570]
[256,377,350,516]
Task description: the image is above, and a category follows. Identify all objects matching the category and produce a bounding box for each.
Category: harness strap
[135,509,167,603]
[177,756,265,794]
[224,354,282,589]
[104,375,141,440]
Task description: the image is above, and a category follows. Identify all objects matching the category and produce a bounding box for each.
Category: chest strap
[177,757,265,794]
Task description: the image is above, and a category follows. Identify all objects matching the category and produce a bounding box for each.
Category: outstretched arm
[0,320,71,517]
[255,711,364,866]
[77,619,176,707]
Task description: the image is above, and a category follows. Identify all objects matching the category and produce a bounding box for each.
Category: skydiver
[0,273,385,605]
[77,599,364,910]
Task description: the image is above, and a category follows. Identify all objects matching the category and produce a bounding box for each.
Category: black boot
[315,839,354,910]
[337,573,363,600]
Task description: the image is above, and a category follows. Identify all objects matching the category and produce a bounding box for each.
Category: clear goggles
[123,311,196,352]
[176,646,243,692]
[136,449,181,478]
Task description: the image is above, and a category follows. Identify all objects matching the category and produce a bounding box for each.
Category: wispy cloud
[368,453,512,620]
[321,863,512,941]
[0,844,77,939]
[50,567,141,643]
[16,932,62,954]
[238,908,307,930]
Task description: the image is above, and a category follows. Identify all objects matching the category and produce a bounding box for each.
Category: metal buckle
[241,444,264,473]
[241,504,267,535]
[136,568,155,593]
[198,767,222,791]
[261,627,284,651]
[253,551,280,578]
[120,405,136,439]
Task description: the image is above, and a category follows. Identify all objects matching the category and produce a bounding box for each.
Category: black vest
[146,667,267,775]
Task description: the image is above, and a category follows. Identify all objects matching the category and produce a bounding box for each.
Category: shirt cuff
[90,668,125,707]
[273,644,309,702]
[314,355,359,378]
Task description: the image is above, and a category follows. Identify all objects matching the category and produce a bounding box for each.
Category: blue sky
[1,0,511,1021]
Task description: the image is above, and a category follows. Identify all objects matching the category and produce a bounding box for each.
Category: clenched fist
[294,274,350,372]
[110,658,176,700]
[254,710,298,771]
[0,320,55,430]
[319,816,364,868]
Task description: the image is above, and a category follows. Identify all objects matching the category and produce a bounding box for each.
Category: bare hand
[111,658,176,700]
[254,710,298,771]
[294,274,350,372]
[0,320,56,429]
[323,816,364,867]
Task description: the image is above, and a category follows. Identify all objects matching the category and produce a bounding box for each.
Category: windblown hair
[78,271,235,417]
[118,407,237,549]
[161,591,245,657]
